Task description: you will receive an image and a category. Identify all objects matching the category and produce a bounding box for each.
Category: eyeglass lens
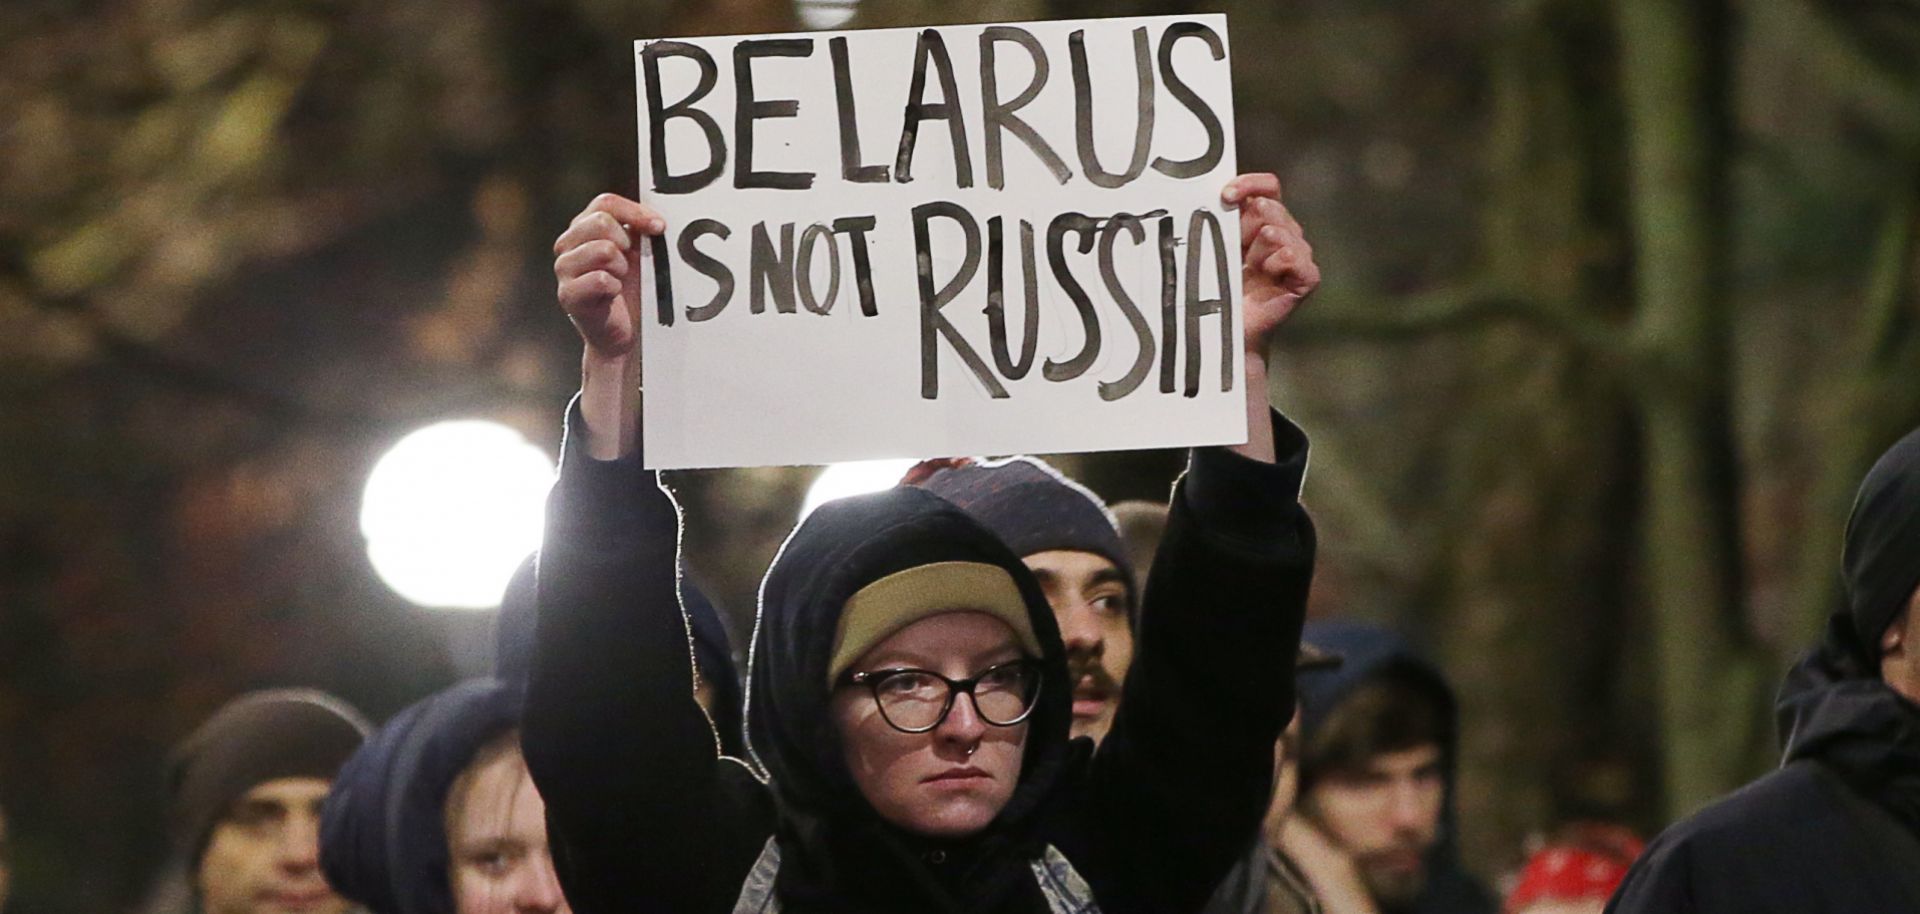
[871,663,1038,731]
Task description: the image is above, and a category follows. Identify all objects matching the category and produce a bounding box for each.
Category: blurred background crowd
[2,0,1917,911]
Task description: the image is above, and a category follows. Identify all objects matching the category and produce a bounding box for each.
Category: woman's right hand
[554,194,665,459]
[554,193,665,360]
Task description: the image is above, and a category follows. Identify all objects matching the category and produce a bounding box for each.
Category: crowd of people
[21,169,1917,914]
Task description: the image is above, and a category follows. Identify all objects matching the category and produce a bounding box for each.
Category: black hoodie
[320,679,524,914]
[1606,427,1920,913]
[522,400,1315,914]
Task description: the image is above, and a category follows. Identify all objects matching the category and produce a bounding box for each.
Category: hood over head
[1775,617,1920,836]
[1841,425,1920,656]
[1294,620,1492,914]
[1777,427,1920,837]
[494,555,539,684]
[320,679,523,914]
[496,553,744,756]
[1294,621,1456,768]
[745,485,1073,911]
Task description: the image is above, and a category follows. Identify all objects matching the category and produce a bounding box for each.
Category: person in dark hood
[320,679,569,914]
[493,557,540,684]
[495,553,745,756]
[1272,621,1495,914]
[524,172,1318,914]
[1606,426,1920,913]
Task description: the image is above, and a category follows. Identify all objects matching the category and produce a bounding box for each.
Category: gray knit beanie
[916,457,1136,623]
[167,688,371,866]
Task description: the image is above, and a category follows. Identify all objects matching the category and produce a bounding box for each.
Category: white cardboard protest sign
[635,15,1242,469]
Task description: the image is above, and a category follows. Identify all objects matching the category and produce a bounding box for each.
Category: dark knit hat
[167,689,371,865]
[1843,425,1920,653]
[915,457,1135,620]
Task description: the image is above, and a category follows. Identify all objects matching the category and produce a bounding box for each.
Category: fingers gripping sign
[1222,173,1318,360]
[555,193,667,459]
[555,194,668,360]
[1219,172,1318,464]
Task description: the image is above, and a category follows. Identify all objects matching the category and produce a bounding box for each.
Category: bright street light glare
[797,0,859,29]
[800,458,918,521]
[361,420,555,610]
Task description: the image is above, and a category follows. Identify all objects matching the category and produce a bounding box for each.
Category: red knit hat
[1505,825,1644,913]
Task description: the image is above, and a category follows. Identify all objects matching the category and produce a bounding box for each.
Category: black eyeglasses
[844,659,1043,733]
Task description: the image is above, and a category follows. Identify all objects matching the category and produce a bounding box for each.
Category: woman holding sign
[524,171,1318,914]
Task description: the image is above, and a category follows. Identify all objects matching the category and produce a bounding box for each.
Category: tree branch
[1765,0,1920,142]
[1864,161,1920,369]
[1283,284,1633,365]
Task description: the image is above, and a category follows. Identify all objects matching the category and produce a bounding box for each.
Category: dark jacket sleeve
[520,397,774,914]
[1056,410,1315,914]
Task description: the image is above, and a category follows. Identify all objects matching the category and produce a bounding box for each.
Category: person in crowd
[495,554,744,756]
[1503,823,1641,914]
[1269,621,1496,914]
[522,171,1319,913]
[167,689,371,914]
[912,457,1143,745]
[320,678,570,914]
[1606,426,1920,912]
[493,556,540,684]
[916,473,1338,752]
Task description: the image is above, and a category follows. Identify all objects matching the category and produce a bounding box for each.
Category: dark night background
[2,0,1918,910]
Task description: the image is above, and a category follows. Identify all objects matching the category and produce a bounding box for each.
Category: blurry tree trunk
[1613,0,1771,815]
[1437,0,1630,868]
[1787,167,1920,646]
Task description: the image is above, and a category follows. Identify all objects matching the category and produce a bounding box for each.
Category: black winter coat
[1605,616,1920,913]
[521,402,1316,914]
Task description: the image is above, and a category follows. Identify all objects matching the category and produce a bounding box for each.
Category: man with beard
[1606,426,1920,912]
[1278,621,1495,914]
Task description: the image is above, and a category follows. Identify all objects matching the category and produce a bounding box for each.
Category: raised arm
[1057,174,1319,914]
[521,195,772,914]
[1225,171,1318,466]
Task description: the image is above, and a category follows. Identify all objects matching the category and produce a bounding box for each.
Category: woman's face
[830,611,1032,838]
[444,739,571,914]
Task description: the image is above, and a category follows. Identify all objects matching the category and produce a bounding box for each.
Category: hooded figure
[1607,427,1920,913]
[1283,621,1495,914]
[494,557,540,684]
[496,554,746,756]
[738,486,1079,912]
[522,399,1315,914]
[318,679,526,914]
